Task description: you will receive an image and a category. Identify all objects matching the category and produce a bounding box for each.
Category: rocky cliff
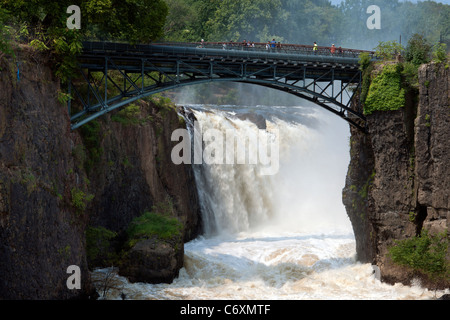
[83,98,202,284]
[0,47,95,299]
[343,61,449,289]
[0,47,201,299]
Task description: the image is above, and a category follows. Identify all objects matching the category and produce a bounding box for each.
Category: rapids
[91,103,447,300]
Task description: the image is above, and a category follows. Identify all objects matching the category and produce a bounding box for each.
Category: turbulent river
[92,103,445,300]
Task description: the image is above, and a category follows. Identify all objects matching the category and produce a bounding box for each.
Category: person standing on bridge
[242,39,247,50]
[313,42,318,55]
[271,39,276,51]
[330,44,336,55]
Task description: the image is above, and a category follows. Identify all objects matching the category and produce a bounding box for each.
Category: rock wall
[0,48,95,299]
[343,61,449,289]
[85,100,202,243]
[85,99,202,283]
[0,47,202,299]
[415,63,450,234]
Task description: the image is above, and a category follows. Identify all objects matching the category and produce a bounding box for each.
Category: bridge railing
[81,40,377,64]
[153,41,376,59]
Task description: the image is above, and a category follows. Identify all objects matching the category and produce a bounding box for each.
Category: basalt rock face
[414,63,450,234]
[0,47,202,298]
[0,48,96,299]
[343,62,449,289]
[85,101,202,244]
[85,100,203,283]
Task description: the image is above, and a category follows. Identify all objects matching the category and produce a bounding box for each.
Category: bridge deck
[80,41,374,69]
[79,41,371,84]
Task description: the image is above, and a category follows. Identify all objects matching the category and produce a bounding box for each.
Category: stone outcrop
[343,61,449,289]
[119,236,184,284]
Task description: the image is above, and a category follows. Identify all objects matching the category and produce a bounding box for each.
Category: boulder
[119,236,184,284]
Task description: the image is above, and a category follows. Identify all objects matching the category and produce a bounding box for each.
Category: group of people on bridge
[198,38,347,56]
[314,42,344,55]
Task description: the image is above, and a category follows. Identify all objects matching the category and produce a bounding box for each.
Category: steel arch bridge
[69,41,376,132]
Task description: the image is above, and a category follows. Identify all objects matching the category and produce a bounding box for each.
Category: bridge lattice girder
[69,41,372,131]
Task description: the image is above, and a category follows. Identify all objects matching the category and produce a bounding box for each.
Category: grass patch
[126,199,182,246]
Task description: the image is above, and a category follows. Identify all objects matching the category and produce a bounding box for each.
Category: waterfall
[180,104,352,237]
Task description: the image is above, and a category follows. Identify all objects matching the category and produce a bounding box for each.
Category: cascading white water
[92,103,447,300]
[187,104,352,237]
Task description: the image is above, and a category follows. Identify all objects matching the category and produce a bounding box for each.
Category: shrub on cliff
[127,212,183,244]
[374,40,404,61]
[388,230,449,283]
[405,34,432,67]
[432,42,448,64]
[359,52,374,106]
[71,187,94,213]
[364,64,406,115]
[126,199,183,247]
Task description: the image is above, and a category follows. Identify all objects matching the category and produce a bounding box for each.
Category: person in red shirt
[331,44,336,55]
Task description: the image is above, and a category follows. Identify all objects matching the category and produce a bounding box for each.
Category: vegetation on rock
[126,199,183,247]
[364,63,406,115]
[388,230,449,283]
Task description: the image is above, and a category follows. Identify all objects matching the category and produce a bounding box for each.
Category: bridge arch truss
[69,42,369,131]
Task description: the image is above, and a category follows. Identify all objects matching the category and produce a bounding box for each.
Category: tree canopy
[162,0,449,50]
[1,0,448,66]
[0,0,168,43]
[0,0,168,79]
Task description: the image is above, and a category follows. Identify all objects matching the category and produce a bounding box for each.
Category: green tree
[278,0,341,45]
[0,7,14,57]
[432,42,448,64]
[163,0,200,42]
[405,33,432,66]
[0,0,168,43]
[0,0,168,79]
[374,40,404,61]
[204,0,283,42]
